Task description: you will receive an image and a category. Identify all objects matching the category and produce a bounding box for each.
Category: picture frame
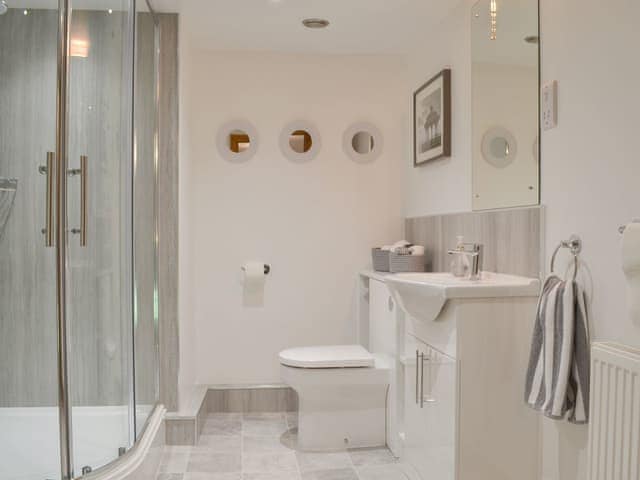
[413,68,451,166]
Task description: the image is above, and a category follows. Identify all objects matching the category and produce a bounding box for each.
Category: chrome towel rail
[550,234,582,281]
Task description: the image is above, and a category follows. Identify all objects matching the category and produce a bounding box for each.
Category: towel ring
[550,235,582,281]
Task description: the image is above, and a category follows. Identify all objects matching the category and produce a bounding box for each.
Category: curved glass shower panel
[66,0,135,473]
[133,2,160,436]
[0,3,62,480]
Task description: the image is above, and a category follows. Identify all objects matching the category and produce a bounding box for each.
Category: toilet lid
[279,345,374,368]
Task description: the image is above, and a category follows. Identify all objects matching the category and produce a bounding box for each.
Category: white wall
[403,1,640,479]
[539,1,640,478]
[179,50,405,386]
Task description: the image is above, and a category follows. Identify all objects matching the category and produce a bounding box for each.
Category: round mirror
[352,132,375,154]
[343,122,383,163]
[481,126,517,168]
[280,121,320,162]
[228,129,251,153]
[216,120,259,163]
[289,130,313,153]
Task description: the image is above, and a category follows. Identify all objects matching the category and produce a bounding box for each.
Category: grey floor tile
[159,452,191,473]
[164,446,194,454]
[197,435,242,453]
[243,474,301,480]
[356,465,410,480]
[243,413,285,420]
[347,447,396,467]
[243,414,288,436]
[157,474,184,480]
[242,452,298,474]
[295,453,352,473]
[187,452,241,474]
[184,473,242,480]
[300,468,358,480]
[202,416,242,436]
[243,435,294,454]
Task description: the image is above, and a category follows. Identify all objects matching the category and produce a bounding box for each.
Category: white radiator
[588,342,640,480]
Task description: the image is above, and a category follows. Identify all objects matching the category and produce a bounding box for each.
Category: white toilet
[279,344,390,451]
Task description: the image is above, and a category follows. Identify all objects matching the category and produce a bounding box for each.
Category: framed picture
[413,69,451,166]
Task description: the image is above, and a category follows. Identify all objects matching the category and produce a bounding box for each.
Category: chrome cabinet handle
[388,296,394,312]
[44,152,55,247]
[420,352,425,408]
[415,350,420,405]
[69,155,87,246]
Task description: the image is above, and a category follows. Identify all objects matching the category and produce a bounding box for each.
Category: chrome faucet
[447,243,484,280]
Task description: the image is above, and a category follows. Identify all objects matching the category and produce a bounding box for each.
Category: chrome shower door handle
[79,155,87,246]
[45,151,55,247]
[70,155,88,246]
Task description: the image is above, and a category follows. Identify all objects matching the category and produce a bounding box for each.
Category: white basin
[385,272,540,322]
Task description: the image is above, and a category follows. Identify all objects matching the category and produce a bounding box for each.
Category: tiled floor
[157,413,409,480]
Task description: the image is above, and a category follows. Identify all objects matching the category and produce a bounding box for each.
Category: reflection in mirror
[352,132,374,154]
[229,129,250,153]
[481,126,517,168]
[471,0,539,210]
[289,130,312,153]
[490,137,509,158]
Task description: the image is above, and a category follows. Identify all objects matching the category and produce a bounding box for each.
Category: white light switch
[542,81,558,130]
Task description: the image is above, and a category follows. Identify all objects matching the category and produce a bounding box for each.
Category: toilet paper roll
[621,222,640,325]
[242,262,267,308]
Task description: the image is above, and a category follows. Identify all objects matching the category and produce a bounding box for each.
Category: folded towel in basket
[524,275,590,424]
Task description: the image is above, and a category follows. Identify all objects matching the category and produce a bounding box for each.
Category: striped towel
[524,274,591,424]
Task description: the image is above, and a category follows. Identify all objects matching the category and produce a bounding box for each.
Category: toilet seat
[279,345,374,369]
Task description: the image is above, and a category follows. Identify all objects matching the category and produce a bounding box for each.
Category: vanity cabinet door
[369,278,396,355]
[403,335,457,480]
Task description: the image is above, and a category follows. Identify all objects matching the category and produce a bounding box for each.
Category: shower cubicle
[0,1,162,479]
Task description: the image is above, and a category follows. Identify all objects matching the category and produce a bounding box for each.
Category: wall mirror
[280,121,320,162]
[471,0,539,210]
[216,120,259,162]
[343,122,383,163]
[229,130,251,153]
[289,130,313,153]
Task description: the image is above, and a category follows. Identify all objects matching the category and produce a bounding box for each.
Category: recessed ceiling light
[302,18,330,29]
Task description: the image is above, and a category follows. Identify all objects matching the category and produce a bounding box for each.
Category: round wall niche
[343,122,383,164]
[279,120,321,163]
[216,120,259,163]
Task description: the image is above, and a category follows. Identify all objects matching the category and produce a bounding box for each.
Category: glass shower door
[0,3,62,480]
[66,0,135,473]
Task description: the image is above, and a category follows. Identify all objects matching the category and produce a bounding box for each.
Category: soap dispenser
[450,236,470,277]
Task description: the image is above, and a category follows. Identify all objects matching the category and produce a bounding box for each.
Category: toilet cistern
[447,242,484,280]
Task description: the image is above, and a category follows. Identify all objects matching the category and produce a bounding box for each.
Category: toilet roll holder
[619,219,640,234]
[550,235,582,281]
[241,264,271,275]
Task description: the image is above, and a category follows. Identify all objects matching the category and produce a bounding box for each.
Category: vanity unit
[360,271,541,480]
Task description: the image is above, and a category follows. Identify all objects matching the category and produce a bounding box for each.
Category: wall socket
[542,80,558,130]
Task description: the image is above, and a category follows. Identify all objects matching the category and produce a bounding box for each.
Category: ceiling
[151,0,459,55]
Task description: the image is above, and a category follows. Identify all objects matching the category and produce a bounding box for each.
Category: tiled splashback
[405,206,543,278]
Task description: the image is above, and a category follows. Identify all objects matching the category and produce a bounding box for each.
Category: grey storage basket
[389,252,425,273]
[371,248,390,272]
